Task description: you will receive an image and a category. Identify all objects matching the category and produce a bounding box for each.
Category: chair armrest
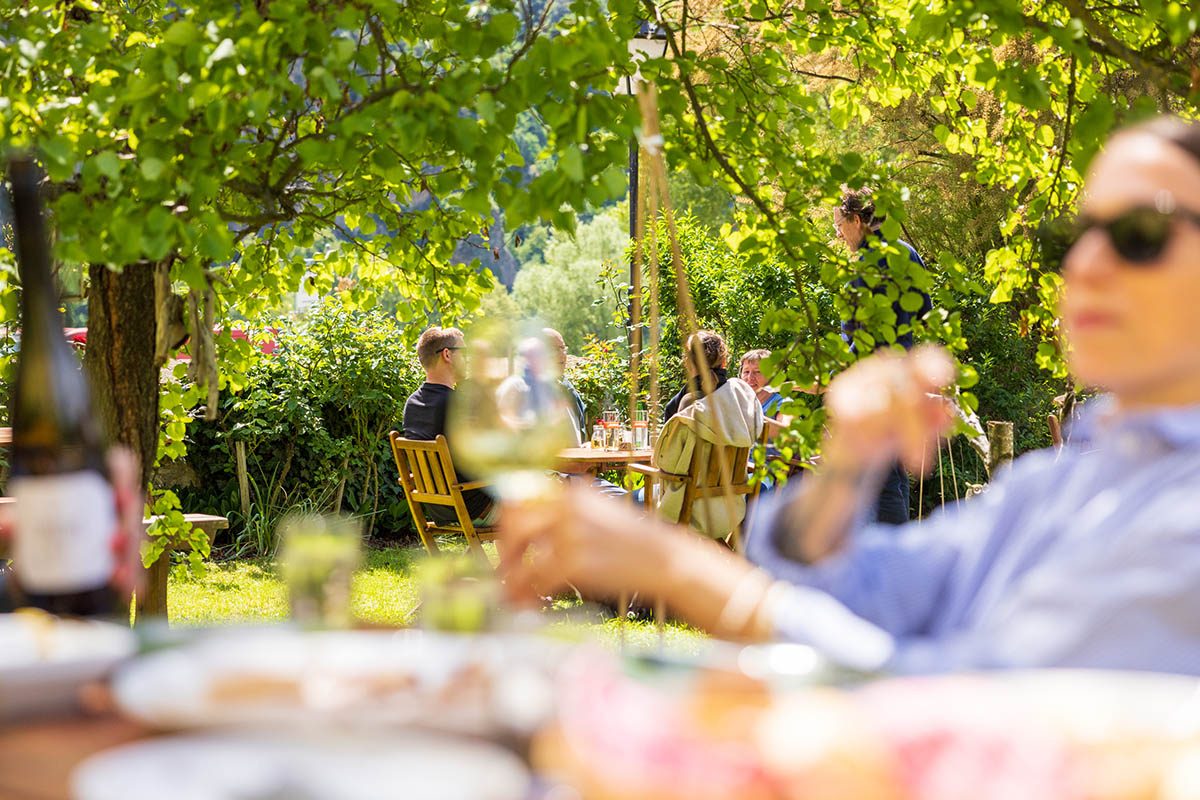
[456,480,492,491]
[631,463,688,483]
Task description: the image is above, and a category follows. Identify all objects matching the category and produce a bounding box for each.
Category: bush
[177,301,424,555]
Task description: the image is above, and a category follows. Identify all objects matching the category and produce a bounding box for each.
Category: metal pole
[628,136,643,423]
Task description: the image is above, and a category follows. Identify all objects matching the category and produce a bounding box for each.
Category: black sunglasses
[1042,203,1200,267]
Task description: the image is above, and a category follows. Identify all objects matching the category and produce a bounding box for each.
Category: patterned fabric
[745,398,1200,675]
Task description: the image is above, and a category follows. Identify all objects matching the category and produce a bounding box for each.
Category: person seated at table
[645,330,764,539]
[661,330,731,422]
[496,328,626,497]
[739,349,784,419]
[498,328,587,444]
[499,116,1200,676]
[402,326,498,526]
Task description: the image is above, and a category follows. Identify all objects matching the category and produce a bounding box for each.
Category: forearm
[637,523,775,642]
[775,441,882,564]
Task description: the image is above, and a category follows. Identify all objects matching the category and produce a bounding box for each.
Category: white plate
[112,628,559,735]
[71,730,531,800]
[0,612,136,719]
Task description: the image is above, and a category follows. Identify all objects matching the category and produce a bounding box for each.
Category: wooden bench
[139,513,229,618]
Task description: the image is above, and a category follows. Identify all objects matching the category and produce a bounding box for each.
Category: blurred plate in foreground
[71,730,530,800]
[0,611,136,719]
[111,628,559,735]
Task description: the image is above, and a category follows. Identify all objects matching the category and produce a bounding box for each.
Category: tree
[511,207,627,349]
[620,0,1199,451]
[0,0,639,552]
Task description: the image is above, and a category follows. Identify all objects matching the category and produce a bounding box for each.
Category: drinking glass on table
[279,513,361,629]
[632,409,649,450]
[590,423,605,450]
[601,409,619,451]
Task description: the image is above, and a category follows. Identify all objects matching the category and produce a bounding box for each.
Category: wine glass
[279,513,362,629]
[448,319,577,502]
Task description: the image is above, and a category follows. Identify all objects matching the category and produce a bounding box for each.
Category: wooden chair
[388,432,496,559]
[631,424,764,548]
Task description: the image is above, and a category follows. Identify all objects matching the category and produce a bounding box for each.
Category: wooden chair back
[388,432,493,557]
[676,438,759,526]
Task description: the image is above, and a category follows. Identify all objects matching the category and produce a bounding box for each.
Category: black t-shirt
[662,366,729,422]
[401,382,493,525]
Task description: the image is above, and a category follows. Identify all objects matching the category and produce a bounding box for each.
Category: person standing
[833,187,933,524]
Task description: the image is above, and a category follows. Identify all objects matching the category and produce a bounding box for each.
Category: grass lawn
[169,538,710,654]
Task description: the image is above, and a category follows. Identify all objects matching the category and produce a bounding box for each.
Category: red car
[61,328,278,359]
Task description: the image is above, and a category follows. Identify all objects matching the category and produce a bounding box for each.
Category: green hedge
[176,302,424,555]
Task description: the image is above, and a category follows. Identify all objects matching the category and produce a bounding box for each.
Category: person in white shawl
[651,331,764,539]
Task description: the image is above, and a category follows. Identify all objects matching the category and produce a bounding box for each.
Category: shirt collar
[1069,395,1200,451]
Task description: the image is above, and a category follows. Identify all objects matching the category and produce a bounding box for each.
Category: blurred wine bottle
[5,155,117,616]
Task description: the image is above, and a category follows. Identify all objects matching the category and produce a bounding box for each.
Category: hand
[822,345,956,476]
[107,447,147,602]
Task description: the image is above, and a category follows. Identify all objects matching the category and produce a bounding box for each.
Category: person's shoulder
[895,239,925,264]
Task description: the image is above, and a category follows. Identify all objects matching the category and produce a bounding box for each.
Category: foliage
[629,0,1199,442]
[0,0,644,551]
[176,301,423,555]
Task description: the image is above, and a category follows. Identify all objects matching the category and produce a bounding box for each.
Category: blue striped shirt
[745,399,1200,675]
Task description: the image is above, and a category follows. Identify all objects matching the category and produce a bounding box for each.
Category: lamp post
[616,21,668,421]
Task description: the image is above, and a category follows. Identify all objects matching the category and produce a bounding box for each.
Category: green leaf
[163,20,201,47]
[560,146,584,182]
[140,157,165,181]
[475,93,495,124]
[899,291,925,313]
[94,151,120,180]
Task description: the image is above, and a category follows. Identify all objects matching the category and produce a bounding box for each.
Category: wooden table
[0,713,148,800]
[555,447,654,495]
[554,447,653,473]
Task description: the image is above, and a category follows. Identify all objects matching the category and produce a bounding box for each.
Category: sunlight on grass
[169,539,709,651]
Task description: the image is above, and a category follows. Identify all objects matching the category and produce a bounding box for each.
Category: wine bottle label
[10,472,117,594]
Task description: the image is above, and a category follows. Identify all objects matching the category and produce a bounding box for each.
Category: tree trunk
[84,263,159,483]
[83,263,160,616]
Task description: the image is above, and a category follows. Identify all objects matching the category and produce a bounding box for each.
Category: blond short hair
[416,326,464,369]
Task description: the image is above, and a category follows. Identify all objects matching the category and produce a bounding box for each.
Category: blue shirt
[761,391,783,419]
[840,237,932,353]
[745,399,1200,675]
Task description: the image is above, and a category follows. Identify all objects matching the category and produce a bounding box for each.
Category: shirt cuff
[764,581,896,673]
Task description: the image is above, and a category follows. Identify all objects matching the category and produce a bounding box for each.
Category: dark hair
[416,326,464,369]
[837,186,882,228]
[1129,116,1200,168]
[684,330,728,375]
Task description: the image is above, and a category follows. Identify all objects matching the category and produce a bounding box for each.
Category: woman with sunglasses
[500,116,1200,674]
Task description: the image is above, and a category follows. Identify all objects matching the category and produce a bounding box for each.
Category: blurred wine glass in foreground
[449,320,576,502]
[279,514,361,628]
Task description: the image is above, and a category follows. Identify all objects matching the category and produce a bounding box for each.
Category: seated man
[497,328,587,444]
[496,328,625,497]
[650,331,763,538]
[499,116,1200,675]
[402,326,497,526]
